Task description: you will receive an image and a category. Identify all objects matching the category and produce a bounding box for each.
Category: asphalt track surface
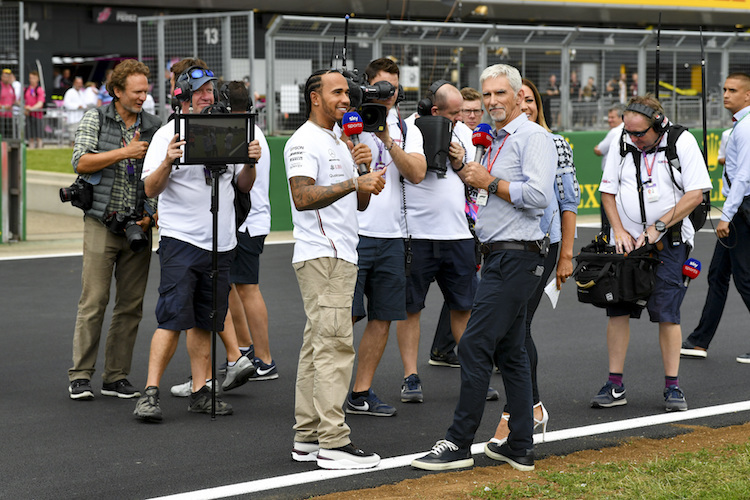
[2,226,749,499]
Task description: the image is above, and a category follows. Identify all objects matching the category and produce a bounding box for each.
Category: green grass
[26,148,75,174]
[472,442,750,500]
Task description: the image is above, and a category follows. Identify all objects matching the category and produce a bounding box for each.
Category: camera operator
[132,64,261,421]
[396,81,477,404]
[67,59,162,401]
[340,58,427,418]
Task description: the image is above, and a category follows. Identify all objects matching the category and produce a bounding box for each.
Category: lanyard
[729,109,750,137]
[642,150,657,179]
[486,133,509,172]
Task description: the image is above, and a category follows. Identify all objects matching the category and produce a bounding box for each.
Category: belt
[480,240,542,256]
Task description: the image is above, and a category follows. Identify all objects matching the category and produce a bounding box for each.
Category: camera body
[343,69,398,133]
[59,177,93,211]
[107,208,149,253]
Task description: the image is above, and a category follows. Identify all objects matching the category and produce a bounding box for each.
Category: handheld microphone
[342,111,369,175]
[682,258,701,287]
[472,123,493,163]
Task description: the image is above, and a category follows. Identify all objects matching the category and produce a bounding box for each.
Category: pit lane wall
[264,128,728,232]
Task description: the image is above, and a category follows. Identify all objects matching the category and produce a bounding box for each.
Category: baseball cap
[2,69,11,74]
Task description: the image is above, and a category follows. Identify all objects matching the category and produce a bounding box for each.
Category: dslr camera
[343,69,399,133]
[106,208,150,253]
[59,177,93,211]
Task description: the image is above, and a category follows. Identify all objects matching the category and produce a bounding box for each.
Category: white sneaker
[221,355,256,391]
[317,443,380,470]
[170,378,213,398]
[292,441,320,462]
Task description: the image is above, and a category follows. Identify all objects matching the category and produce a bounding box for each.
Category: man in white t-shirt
[594,103,625,233]
[595,96,712,412]
[133,65,261,422]
[63,77,86,140]
[285,69,386,470]
[397,81,477,404]
[342,58,427,418]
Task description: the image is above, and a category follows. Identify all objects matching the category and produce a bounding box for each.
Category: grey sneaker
[590,381,627,408]
[188,386,233,416]
[664,385,688,412]
[401,373,423,403]
[69,379,94,401]
[133,386,163,422]
[221,355,256,391]
[170,377,214,397]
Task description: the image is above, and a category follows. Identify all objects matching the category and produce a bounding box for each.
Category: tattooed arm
[289,169,387,212]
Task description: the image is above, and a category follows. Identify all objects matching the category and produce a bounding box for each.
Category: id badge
[644,181,660,203]
[476,189,489,206]
[373,162,386,172]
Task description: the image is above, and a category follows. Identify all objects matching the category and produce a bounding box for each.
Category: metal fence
[137,11,255,124]
[265,16,750,135]
[0,1,24,141]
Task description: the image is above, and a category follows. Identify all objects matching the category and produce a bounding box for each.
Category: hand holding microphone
[682,258,701,287]
[472,123,493,163]
[342,111,370,175]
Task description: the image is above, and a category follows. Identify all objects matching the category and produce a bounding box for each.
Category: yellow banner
[527,0,750,9]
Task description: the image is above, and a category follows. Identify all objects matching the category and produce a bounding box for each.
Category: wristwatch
[487,178,500,195]
[654,220,667,233]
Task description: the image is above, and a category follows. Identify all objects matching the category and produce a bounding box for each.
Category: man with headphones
[397,80,477,404]
[133,61,262,422]
[594,95,712,412]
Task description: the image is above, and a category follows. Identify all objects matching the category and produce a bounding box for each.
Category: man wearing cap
[0,69,16,138]
[133,60,262,422]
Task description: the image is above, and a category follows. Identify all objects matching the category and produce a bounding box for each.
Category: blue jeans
[445,249,544,453]
[688,213,750,348]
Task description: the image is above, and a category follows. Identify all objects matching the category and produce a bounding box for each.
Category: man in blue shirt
[681,73,750,363]
[412,63,555,472]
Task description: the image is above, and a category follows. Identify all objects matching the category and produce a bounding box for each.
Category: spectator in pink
[24,70,46,149]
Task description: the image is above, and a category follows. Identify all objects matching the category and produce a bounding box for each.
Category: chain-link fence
[137,11,255,123]
[0,1,24,141]
[266,16,750,135]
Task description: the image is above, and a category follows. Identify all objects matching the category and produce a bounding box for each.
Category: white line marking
[148,400,750,500]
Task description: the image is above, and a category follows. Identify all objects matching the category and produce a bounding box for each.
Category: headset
[218,81,254,112]
[417,79,451,116]
[624,102,670,135]
[173,66,218,104]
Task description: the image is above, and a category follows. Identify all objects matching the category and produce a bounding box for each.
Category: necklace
[308,119,340,145]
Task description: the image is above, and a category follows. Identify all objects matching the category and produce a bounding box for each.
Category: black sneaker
[188,386,233,416]
[133,386,162,422]
[484,441,535,471]
[101,379,141,399]
[411,439,474,471]
[316,443,380,470]
[429,350,460,368]
[664,385,688,412]
[248,357,279,381]
[69,379,94,400]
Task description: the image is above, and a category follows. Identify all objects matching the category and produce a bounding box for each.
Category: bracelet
[385,141,395,152]
[353,176,359,193]
[453,162,465,172]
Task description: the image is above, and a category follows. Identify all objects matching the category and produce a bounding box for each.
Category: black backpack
[619,124,710,231]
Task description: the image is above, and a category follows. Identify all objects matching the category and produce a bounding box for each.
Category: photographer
[344,58,427,418]
[67,59,162,401]
[133,64,261,421]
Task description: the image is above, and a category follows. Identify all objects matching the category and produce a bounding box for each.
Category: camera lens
[59,186,74,203]
[125,222,149,253]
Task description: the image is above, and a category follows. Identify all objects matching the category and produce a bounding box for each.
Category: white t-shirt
[717,128,731,162]
[142,121,243,252]
[284,120,359,265]
[600,127,712,247]
[345,108,425,238]
[596,123,624,170]
[401,115,475,240]
[63,88,85,124]
[239,125,271,236]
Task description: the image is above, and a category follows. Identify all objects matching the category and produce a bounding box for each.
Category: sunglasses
[624,127,650,138]
[189,68,215,79]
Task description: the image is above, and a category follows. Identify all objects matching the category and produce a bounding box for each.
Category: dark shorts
[406,239,478,313]
[606,241,689,324]
[352,236,407,322]
[155,237,233,331]
[230,232,266,284]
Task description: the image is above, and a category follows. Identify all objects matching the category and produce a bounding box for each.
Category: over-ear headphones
[417,79,451,116]
[624,102,669,134]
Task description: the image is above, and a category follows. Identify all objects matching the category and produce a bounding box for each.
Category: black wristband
[453,162,465,172]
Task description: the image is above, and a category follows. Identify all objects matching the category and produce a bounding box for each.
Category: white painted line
[0,251,82,261]
[147,400,750,500]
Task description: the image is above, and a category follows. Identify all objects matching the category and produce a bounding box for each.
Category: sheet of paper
[544,279,560,309]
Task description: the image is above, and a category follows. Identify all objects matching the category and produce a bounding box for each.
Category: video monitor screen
[175,113,255,165]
